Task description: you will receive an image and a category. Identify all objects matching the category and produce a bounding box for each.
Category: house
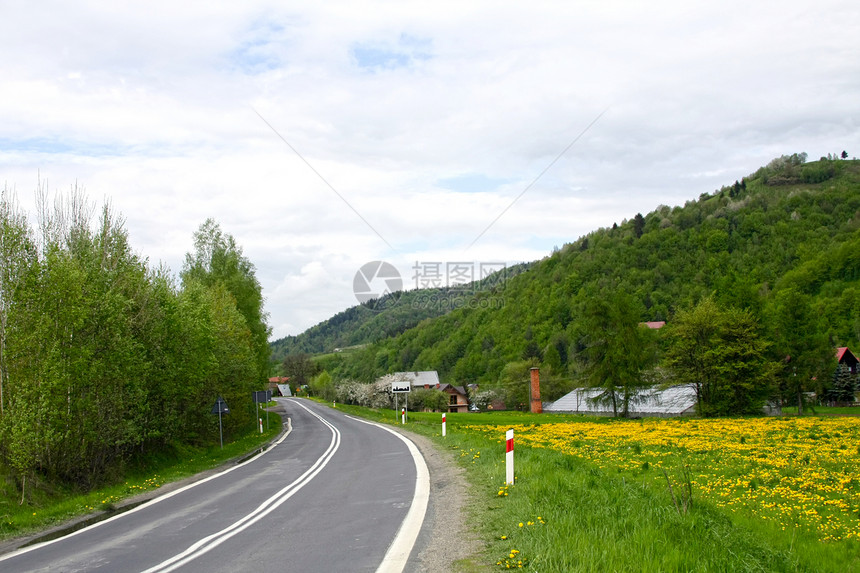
[545,385,697,417]
[836,347,858,374]
[268,376,291,396]
[546,385,781,417]
[388,371,469,413]
[392,370,441,388]
[438,383,469,413]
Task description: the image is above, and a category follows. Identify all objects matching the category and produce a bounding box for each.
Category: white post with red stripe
[442,413,447,437]
[259,417,263,434]
[401,407,406,424]
[505,429,514,485]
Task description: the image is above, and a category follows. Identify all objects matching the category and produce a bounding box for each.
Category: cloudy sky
[2,1,858,340]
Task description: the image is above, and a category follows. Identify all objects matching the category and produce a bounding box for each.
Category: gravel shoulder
[396,428,484,573]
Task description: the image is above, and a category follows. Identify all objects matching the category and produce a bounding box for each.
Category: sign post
[253,390,272,431]
[392,379,410,424]
[211,396,230,449]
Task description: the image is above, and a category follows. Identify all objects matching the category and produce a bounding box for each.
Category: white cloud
[1,0,859,339]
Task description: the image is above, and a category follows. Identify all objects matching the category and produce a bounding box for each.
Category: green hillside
[322,155,860,396]
[269,263,531,362]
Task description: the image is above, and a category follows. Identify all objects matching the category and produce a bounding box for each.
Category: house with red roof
[268,376,291,396]
[836,347,858,374]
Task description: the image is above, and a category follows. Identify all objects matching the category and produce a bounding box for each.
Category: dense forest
[269,262,531,361]
[302,155,860,411]
[0,188,269,493]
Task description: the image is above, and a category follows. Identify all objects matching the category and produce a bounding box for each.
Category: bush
[333,379,392,408]
[409,388,448,412]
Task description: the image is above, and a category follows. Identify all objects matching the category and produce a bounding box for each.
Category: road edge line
[347,416,430,573]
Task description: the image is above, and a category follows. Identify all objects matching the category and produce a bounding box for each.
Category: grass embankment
[0,411,283,542]
[329,402,860,572]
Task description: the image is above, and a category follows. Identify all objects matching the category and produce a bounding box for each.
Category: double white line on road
[142,400,341,573]
[0,406,296,565]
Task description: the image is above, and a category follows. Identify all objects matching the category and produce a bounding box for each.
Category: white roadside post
[442,413,447,437]
[259,417,263,434]
[401,407,406,424]
[505,428,514,485]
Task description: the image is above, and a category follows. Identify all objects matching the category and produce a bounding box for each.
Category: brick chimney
[529,367,542,413]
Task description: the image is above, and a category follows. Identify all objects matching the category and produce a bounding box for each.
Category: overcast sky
[2,1,858,340]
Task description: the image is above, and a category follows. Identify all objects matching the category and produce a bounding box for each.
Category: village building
[545,385,698,417]
[837,347,858,374]
[386,371,470,413]
[268,376,291,396]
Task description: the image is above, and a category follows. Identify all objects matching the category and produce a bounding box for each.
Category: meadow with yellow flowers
[463,416,860,544]
[343,406,860,572]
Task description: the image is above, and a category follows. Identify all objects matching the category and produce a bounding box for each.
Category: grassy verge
[324,401,859,572]
[0,414,284,542]
[812,405,860,416]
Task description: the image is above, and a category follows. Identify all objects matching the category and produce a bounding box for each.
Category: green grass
[0,416,284,542]
[325,401,859,572]
[813,405,860,416]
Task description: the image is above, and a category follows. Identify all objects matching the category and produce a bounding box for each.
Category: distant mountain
[269,263,532,363]
[322,155,860,390]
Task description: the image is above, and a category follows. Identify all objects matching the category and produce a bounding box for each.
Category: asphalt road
[0,398,428,573]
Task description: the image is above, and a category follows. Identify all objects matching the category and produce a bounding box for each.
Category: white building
[545,385,698,417]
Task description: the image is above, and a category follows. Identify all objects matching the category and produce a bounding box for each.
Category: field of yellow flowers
[463,416,860,543]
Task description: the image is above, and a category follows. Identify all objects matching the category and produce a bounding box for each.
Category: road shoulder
[395,429,483,573]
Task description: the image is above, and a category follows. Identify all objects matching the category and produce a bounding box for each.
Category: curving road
[0,398,429,573]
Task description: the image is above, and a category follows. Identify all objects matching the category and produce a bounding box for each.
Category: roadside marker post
[442,413,447,437]
[401,407,406,424]
[505,429,514,485]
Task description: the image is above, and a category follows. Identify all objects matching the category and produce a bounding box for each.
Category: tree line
[0,186,269,492]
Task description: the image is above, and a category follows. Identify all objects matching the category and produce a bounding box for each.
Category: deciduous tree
[665,297,776,416]
[182,219,271,382]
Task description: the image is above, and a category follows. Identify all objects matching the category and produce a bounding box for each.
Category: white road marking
[346,415,430,573]
[0,411,295,564]
[142,400,340,573]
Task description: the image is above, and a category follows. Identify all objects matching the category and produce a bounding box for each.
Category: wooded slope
[321,156,860,392]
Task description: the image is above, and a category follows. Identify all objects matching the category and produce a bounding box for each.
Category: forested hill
[323,155,860,388]
[269,263,531,361]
